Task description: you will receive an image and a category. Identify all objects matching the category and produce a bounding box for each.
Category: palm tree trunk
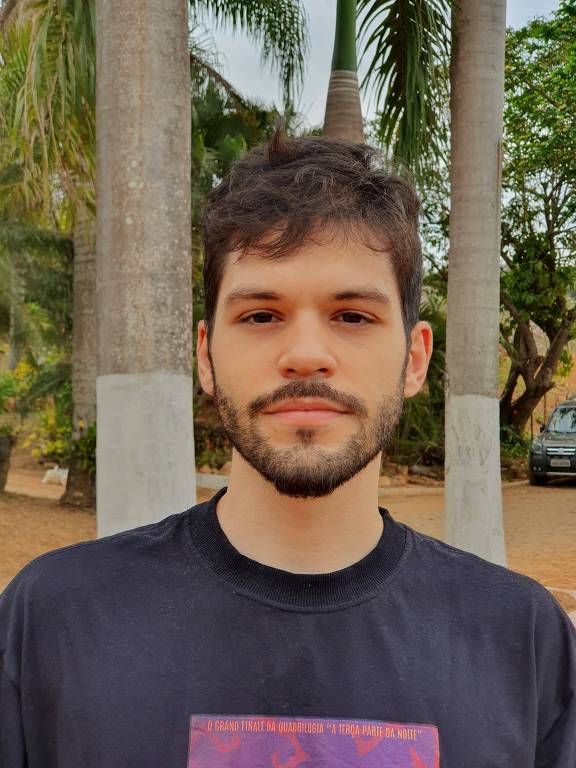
[324,0,364,142]
[61,204,97,507]
[7,263,23,370]
[444,0,507,565]
[96,0,196,536]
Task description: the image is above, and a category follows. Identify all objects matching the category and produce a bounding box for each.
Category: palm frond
[0,0,95,211]
[0,220,73,353]
[0,219,72,253]
[190,51,248,109]
[358,0,451,175]
[190,0,308,108]
[0,0,20,31]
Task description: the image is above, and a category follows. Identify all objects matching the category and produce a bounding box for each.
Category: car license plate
[550,458,571,468]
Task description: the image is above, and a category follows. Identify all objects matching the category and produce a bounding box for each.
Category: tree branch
[189,53,248,111]
[534,308,576,389]
[499,324,517,362]
[500,248,514,269]
[500,292,539,361]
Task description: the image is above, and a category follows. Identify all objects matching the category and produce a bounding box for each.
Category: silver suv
[528,398,576,485]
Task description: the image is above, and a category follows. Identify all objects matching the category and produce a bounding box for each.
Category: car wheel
[528,471,548,486]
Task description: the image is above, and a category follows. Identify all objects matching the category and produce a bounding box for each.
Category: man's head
[197,131,432,498]
[202,130,423,340]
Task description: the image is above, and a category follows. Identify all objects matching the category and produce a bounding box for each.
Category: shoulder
[0,507,194,609]
[398,522,574,631]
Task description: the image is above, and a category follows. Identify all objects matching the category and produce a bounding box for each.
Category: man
[1,133,575,767]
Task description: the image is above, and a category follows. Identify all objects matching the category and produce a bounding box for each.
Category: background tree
[499,2,576,437]
[96,0,308,535]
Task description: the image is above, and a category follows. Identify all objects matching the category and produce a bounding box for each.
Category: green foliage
[0,423,15,438]
[557,348,574,379]
[0,223,73,355]
[0,359,38,423]
[0,369,19,412]
[505,2,576,183]
[394,293,446,464]
[0,0,96,210]
[190,74,279,223]
[358,0,451,177]
[501,2,576,340]
[31,400,72,466]
[194,422,232,469]
[498,2,576,434]
[500,426,531,461]
[3,354,73,463]
[190,0,308,109]
[74,421,96,476]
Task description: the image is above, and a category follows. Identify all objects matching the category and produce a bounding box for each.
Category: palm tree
[444,0,507,565]
[324,0,364,141]
[325,1,505,564]
[96,0,307,536]
[324,0,451,155]
[95,0,195,535]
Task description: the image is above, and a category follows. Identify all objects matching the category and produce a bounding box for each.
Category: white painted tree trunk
[445,0,507,566]
[96,0,196,537]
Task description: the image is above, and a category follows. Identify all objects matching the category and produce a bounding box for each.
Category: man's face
[197,227,431,498]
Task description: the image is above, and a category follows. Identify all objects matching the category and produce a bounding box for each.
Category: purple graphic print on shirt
[188,714,439,767]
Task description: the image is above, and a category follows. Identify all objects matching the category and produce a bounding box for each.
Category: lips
[264,399,348,415]
[262,399,349,425]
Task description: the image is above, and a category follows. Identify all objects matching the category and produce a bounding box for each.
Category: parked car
[528,398,576,485]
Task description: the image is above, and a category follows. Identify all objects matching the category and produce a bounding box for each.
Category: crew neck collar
[187,487,407,610]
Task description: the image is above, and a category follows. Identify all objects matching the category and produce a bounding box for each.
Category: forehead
[217,228,400,304]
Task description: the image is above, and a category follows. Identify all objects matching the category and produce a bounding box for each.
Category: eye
[337,312,374,325]
[238,311,374,325]
[240,312,279,324]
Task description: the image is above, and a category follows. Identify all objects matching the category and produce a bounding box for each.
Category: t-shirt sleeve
[0,655,26,767]
[0,575,28,767]
[534,589,576,767]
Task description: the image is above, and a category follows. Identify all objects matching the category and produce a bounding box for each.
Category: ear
[403,320,433,398]
[196,319,215,396]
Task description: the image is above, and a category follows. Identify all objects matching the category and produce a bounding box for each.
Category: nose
[276,314,337,379]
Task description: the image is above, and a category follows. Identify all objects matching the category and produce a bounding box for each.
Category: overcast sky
[206,0,560,128]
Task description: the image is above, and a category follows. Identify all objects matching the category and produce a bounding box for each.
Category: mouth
[262,399,349,425]
[264,409,347,425]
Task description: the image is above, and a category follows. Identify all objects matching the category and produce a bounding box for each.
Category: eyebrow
[223,286,391,307]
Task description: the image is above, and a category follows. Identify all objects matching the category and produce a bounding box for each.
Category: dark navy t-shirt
[1,487,575,767]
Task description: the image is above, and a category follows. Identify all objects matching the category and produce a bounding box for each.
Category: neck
[214,450,383,573]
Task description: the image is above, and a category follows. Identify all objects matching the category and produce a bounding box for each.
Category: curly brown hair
[201,129,422,338]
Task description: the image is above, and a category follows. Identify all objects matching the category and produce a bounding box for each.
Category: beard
[209,359,406,499]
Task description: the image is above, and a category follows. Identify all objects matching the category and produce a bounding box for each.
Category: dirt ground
[2,451,576,619]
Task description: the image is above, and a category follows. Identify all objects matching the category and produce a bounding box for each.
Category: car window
[547,406,576,433]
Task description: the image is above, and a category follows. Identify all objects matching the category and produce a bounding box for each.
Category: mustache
[248,380,369,419]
